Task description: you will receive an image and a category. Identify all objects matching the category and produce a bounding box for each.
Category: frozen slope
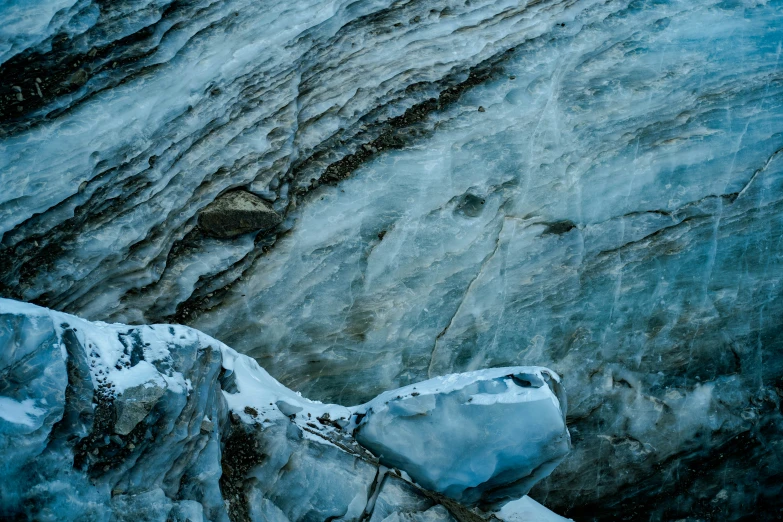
[1,0,782,519]
[0,298,569,521]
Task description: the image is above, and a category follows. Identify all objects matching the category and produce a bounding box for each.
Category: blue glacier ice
[0,298,570,520]
[353,368,569,509]
[1,0,782,518]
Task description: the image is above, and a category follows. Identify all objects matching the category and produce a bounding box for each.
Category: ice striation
[1,0,783,519]
[0,298,570,521]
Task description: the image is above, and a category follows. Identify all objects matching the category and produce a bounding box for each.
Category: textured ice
[1,0,783,518]
[0,297,569,520]
[353,368,569,509]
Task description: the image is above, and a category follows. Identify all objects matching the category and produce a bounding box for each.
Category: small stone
[67,69,88,87]
[12,86,21,92]
[15,92,23,101]
[477,106,485,112]
[35,78,42,83]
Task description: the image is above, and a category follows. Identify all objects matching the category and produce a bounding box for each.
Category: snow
[354,366,565,413]
[0,298,192,398]
[495,496,573,522]
[219,344,352,430]
[0,397,45,428]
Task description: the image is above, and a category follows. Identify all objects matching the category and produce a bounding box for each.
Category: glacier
[0,298,571,521]
[1,0,783,519]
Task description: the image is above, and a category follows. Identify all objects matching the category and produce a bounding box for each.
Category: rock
[198,190,282,238]
[67,69,88,87]
[114,378,168,435]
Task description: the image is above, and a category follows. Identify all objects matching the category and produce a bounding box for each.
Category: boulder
[198,190,282,238]
[114,377,168,435]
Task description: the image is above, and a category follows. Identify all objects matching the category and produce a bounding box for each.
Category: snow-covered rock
[0,297,569,521]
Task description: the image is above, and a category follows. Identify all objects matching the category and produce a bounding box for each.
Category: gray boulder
[114,378,168,435]
[198,191,282,238]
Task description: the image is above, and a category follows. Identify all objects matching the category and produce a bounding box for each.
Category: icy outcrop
[353,369,570,510]
[0,298,569,521]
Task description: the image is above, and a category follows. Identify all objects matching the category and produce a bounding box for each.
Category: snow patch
[495,496,573,522]
[0,396,45,428]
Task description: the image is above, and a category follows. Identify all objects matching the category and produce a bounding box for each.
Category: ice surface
[353,368,569,509]
[0,396,45,428]
[0,0,84,64]
[0,297,570,520]
[1,0,782,517]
